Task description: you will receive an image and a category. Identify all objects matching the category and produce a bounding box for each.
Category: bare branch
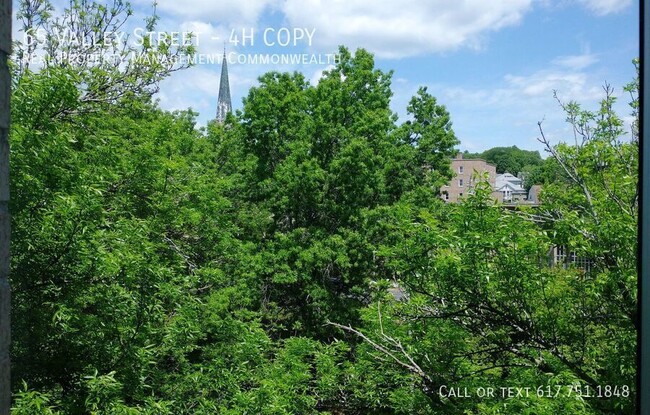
[326,319,432,383]
[537,120,599,225]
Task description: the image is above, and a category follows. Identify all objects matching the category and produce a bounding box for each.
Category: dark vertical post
[640,1,649,414]
[0,0,10,413]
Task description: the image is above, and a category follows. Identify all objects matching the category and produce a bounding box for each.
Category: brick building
[441,154,503,203]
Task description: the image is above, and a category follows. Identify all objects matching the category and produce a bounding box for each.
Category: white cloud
[577,0,633,15]
[128,0,536,58]
[133,0,277,25]
[157,66,220,112]
[280,0,533,58]
[175,21,235,55]
[504,71,602,99]
[501,51,607,102]
[552,53,598,70]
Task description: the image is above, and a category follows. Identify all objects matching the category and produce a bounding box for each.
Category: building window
[459,192,463,197]
[551,246,594,273]
[459,179,464,187]
[459,165,464,174]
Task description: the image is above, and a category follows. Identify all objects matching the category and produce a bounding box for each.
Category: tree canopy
[465,146,543,175]
[8,2,639,413]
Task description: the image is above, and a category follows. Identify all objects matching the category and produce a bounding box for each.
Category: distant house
[528,185,542,204]
[495,173,528,202]
[441,154,503,203]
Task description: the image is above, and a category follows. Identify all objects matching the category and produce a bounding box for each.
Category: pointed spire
[216,46,232,123]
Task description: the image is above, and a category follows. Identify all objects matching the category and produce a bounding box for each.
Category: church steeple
[216,48,232,123]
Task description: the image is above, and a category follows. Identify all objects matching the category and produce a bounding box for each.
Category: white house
[495,173,527,202]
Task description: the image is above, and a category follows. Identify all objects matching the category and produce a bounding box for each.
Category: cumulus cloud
[127,0,538,58]
[281,0,533,58]
[127,1,538,58]
[132,0,277,25]
[176,21,233,55]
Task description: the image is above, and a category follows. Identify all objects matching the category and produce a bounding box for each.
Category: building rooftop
[495,172,525,192]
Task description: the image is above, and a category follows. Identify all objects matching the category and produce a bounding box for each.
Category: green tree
[466,146,543,174]
[14,0,195,110]
[10,51,266,412]
[9,39,462,412]
[234,47,458,340]
[329,69,639,415]
[0,0,11,412]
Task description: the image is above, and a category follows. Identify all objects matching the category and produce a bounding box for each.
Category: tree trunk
[0,0,11,412]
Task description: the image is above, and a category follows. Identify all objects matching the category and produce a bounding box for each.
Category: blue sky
[15,0,640,154]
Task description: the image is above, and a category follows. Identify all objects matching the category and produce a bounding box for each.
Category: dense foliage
[8,2,638,413]
[464,146,544,176]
